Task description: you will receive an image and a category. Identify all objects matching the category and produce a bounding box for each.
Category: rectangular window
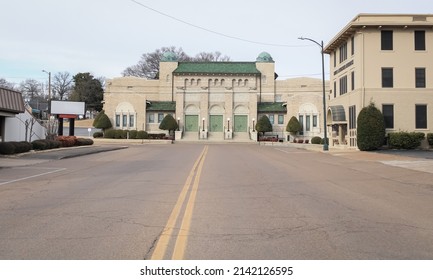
[299,115,304,135]
[269,114,274,125]
[415,68,426,88]
[313,115,317,127]
[382,104,394,129]
[129,115,135,127]
[351,71,355,91]
[122,115,127,127]
[381,30,393,50]
[306,115,311,131]
[333,81,337,98]
[339,42,347,63]
[158,113,164,123]
[339,75,347,95]
[148,113,155,123]
[278,115,284,125]
[415,30,426,51]
[351,36,355,55]
[349,105,356,129]
[382,68,394,88]
[115,114,120,127]
[416,105,427,129]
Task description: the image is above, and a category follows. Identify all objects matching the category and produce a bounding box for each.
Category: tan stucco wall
[327,14,433,147]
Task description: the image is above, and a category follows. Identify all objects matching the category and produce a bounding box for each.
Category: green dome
[256,52,274,62]
[161,51,178,62]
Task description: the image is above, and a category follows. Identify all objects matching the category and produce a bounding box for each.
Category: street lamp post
[298,37,329,151]
[227,118,230,132]
[252,118,255,132]
[42,70,52,137]
[177,117,180,131]
[202,118,205,132]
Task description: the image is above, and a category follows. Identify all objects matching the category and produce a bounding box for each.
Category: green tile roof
[173,62,261,75]
[257,102,287,113]
[146,101,176,112]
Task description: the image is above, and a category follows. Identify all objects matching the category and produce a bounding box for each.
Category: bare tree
[19,79,43,101]
[122,46,230,79]
[0,78,16,90]
[52,71,73,100]
[123,46,190,79]
[194,51,230,62]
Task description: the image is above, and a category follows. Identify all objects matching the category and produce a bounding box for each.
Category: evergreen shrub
[256,115,273,137]
[286,116,301,134]
[104,129,116,138]
[93,131,103,138]
[32,140,49,150]
[76,138,94,146]
[114,130,127,139]
[357,103,386,151]
[129,130,138,139]
[0,142,15,155]
[311,136,322,144]
[427,133,433,147]
[136,130,148,139]
[11,141,32,153]
[388,132,425,149]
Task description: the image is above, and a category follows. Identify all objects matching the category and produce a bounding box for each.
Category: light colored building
[324,14,433,148]
[103,52,327,142]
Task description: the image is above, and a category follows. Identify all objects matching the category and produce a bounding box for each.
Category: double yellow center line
[151,145,209,260]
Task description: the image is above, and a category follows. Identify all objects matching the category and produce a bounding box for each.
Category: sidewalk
[286,142,433,174]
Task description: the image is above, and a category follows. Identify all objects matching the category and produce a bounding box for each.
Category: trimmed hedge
[76,138,94,146]
[103,129,149,139]
[0,137,94,154]
[32,140,50,150]
[427,133,433,147]
[388,132,425,149]
[136,131,148,139]
[56,136,77,147]
[93,131,103,138]
[311,136,322,144]
[0,142,16,155]
[104,129,116,139]
[148,133,166,139]
[11,141,32,153]
[128,130,138,139]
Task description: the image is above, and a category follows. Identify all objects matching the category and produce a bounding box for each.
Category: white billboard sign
[50,101,85,115]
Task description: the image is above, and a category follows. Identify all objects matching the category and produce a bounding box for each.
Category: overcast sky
[1,0,432,85]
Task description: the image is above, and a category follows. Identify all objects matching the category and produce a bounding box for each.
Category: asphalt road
[1,144,433,259]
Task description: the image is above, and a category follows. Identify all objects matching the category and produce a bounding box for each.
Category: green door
[185,115,198,132]
[234,115,248,132]
[209,115,223,132]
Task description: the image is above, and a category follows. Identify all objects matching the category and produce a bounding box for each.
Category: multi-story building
[103,52,327,142]
[324,14,433,148]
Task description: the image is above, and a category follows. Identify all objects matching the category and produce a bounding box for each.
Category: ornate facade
[103,52,327,142]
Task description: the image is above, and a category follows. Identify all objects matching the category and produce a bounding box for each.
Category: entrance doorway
[234,115,248,132]
[185,115,198,132]
[209,115,223,132]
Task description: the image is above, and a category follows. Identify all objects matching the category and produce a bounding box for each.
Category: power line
[130,0,309,48]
